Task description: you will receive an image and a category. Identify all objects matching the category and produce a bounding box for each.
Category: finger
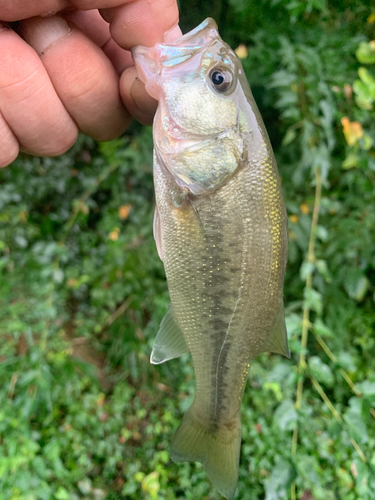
[0,111,19,167]
[0,25,78,157]
[120,66,157,126]
[0,0,125,22]
[102,37,133,74]
[70,0,126,9]
[66,9,132,73]
[101,0,180,50]
[0,0,67,22]
[20,15,131,141]
[65,8,110,46]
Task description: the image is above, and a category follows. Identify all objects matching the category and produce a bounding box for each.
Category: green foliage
[1,1,375,499]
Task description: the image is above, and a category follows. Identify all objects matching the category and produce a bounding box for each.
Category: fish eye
[208,66,234,93]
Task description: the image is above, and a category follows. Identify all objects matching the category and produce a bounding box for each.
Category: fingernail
[22,16,71,56]
[163,24,182,44]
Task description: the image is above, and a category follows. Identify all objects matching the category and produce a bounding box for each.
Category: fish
[133,18,289,500]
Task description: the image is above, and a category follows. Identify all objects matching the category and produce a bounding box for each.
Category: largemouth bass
[133,18,289,499]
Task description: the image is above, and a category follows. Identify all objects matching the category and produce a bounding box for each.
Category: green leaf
[264,459,293,500]
[285,313,303,336]
[316,225,329,241]
[344,269,369,301]
[141,471,160,500]
[357,381,375,403]
[296,455,321,485]
[353,79,374,104]
[313,318,334,338]
[353,460,372,498]
[344,398,368,445]
[300,261,315,280]
[358,67,375,90]
[282,128,297,146]
[342,154,361,169]
[356,41,375,64]
[362,134,373,150]
[274,400,298,430]
[308,356,334,386]
[304,288,323,315]
[315,259,331,282]
[55,487,70,500]
[357,380,375,395]
[77,479,92,495]
[310,0,327,11]
[344,409,368,444]
[264,382,283,401]
[353,68,375,109]
[267,363,291,383]
[337,352,356,371]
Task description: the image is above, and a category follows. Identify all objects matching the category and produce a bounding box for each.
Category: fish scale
[133,17,289,500]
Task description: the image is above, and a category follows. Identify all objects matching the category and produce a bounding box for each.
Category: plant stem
[313,334,362,397]
[296,167,322,406]
[291,167,322,499]
[313,323,375,420]
[309,373,367,463]
[350,439,367,463]
[104,297,132,327]
[310,375,342,422]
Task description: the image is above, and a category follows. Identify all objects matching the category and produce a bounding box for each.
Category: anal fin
[151,307,189,364]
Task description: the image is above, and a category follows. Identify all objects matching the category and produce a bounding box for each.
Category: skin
[0,0,181,167]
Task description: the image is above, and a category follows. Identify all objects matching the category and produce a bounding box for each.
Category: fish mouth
[132,18,220,100]
[164,17,219,49]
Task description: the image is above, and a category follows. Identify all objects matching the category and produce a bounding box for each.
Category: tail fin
[170,407,241,500]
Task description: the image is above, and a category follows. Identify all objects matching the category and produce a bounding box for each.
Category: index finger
[101,0,179,50]
[0,0,125,22]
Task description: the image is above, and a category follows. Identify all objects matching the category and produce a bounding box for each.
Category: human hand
[0,0,181,167]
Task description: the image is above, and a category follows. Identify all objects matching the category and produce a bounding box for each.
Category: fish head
[133,18,264,195]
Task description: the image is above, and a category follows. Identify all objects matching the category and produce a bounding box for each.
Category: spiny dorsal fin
[151,307,189,364]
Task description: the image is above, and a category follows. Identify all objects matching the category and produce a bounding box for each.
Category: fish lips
[132,17,220,100]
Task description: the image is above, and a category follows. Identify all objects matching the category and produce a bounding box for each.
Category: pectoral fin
[153,207,163,261]
[263,304,290,358]
[151,308,189,364]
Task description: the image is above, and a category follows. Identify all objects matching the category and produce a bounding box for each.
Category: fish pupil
[212,71,224,86]
[208,66,234,93]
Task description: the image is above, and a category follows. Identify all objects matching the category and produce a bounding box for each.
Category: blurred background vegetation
[1,0,375,499]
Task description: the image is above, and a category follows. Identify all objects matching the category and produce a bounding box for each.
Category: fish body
[133,18,289,499]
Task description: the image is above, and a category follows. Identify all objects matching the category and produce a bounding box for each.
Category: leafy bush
[1,1,374,499]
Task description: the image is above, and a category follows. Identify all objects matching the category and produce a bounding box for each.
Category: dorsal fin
[262,303,290,358]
